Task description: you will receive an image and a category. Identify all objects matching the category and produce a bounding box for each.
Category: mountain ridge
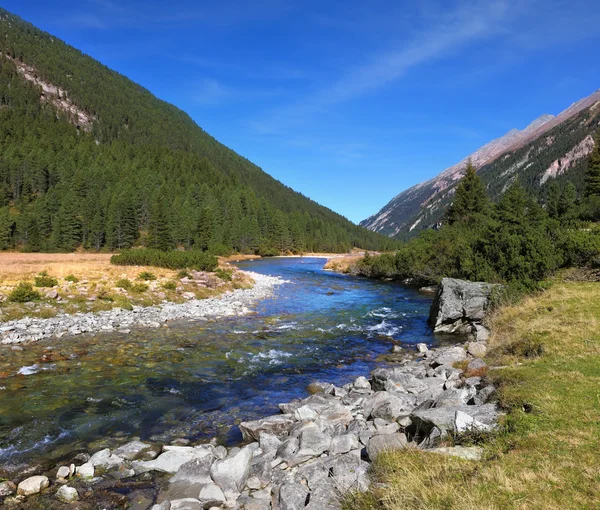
[0,8,396,253]
[361,88,600,237]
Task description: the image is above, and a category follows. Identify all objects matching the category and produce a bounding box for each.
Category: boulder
[278,482,310,510]
[371,367,427,394]
[170,499,202,510]
[239,414,295,441]
[454,410,493,433]
[76,462,94,479]
[56,485,78,502]
[198,483,226,507]
[325,453,369,492]
[366,433,408,460]
[430,346,467,367]
[416,342,429,353]
[467,358,487,372]
[209,445,253,499]
[133,445,212,474]
[17,475,50,496]
[474,324,490,342]
[56,465,70,480]
[363,391,415,421]
[428,278,497,334]
[113,440,156,460]
[307,381,334,395]
[0,481,16,497]
[467,342,487,358]
[89,448,125,469]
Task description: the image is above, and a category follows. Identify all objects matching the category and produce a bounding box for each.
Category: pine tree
[545,182,561,218]
[445,160,489,225]
[146,195,173,251]
[585,133,600,197]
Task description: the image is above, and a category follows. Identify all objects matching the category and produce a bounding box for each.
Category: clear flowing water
[0,257,435,470]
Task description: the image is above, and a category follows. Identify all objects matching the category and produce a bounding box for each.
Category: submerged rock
[17,475,49,496]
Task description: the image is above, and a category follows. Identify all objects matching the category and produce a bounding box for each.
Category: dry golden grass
[0,252,177,285]
[347,279,600,510]
[0,252,254,322]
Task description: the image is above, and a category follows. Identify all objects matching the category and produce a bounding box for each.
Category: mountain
[361,89,600,238]
[0,9,396,254]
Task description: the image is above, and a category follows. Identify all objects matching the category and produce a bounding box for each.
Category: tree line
[0,9,397,255]
[357,138,600,291]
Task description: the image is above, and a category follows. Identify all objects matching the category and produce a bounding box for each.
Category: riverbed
[0,257,435,474]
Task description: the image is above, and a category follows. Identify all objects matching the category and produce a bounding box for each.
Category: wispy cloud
[250,1,512,134]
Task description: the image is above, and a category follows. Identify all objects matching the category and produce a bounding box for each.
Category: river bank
[0,257,442,509]
[348,276,600,510]
[0,335,499,509]
[0,271,286,345]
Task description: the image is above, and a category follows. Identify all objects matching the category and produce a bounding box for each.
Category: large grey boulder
[371,368,428,394]
[209,445,253,499]
[429,278,497,334]
[363,391,415,421]
[240,414,296,441]
[133,445,212,474]
[366,433,408,460]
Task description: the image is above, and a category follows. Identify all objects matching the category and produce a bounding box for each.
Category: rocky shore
[1,338,499,509]
[0,271,286,345]
[0,278,499,509]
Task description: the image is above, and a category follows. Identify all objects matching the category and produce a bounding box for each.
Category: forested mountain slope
[361,89,600,239]
[0,9,395,253]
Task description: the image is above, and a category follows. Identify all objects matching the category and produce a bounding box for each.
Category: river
[0,257,435,474]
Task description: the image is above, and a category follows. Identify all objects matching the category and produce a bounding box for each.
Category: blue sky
[4,1,600,223]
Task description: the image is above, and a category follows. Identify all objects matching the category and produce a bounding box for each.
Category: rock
[198,483,226,507]
[371,367,427,394]
[363,391,415,421]
[474,324,490,342]
[45,290,59,299]
[170,499,202,510]
[209,445,253,499]
[467,358,487,372]
[258,432,282,454]
[428,278,498,334]
[297,421,331,457]
[56,485,79,502]
[433,387,474,408]
[151,503,171,510]
[391,344,404,353]
[240,414,296,441]
[76,462,94,479]
[0,481,16,497]
[279,482,310,510]
[89,448,125,469]
[467,342,487,358]
[431,446,483,461]
[294,405,318,421]
[325,453,370,492]
[473,385,496,406]
[431,346,467,367]
[366,433,408,460]
[56,465,70,480]
[416,342,428,353]
[113,440,156,460]
[454,410,493,433]
[410,404,499,442]
[307,381,334,395]
[17,475,50,496]
[133,445,212,474]
[330,434,359,455]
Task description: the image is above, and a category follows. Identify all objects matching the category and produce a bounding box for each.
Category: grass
[0,252,256,323]
[347,277,600,510]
